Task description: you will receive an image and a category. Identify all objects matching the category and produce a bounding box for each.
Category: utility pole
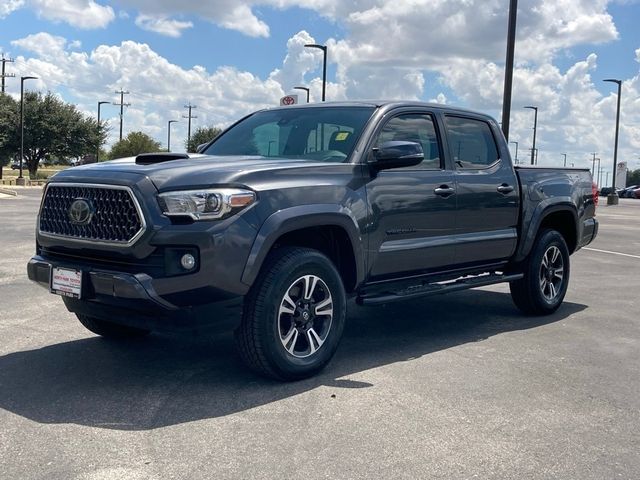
[562,153,567,167]
[591,152,597,176]
[183,103,197,150]
[1,54,15,94]
[113,90,130,141]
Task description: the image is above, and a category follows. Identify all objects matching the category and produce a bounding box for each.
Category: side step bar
[356,272,524,305]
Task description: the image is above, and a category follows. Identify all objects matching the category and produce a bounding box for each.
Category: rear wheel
[235,247,346,381]
[510,229,570,315]
[76,314,151,338]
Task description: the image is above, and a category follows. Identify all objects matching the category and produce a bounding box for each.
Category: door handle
[434,185,455,197]
[497,184,514,194]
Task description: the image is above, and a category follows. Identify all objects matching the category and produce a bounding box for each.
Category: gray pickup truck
[28,101,598,380]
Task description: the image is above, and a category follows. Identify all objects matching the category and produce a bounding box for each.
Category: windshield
[202,106,376,162]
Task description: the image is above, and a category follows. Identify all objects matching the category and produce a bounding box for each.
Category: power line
[1,54,15,94]
[113,90,131,141]
[183,103,197,149]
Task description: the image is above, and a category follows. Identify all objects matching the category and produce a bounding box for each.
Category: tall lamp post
[562,153,567,167]
[603,78,622,205]
[294,86,310,103]
[304,43,327,101]
[510,141,519,164]
[524,106,538,165]
[96,101,110,162]
[18,75,38,185]
[167,120,178,152]
[594,157,601,186]
[501,0,519,140]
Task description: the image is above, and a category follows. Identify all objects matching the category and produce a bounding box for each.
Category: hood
[55,154,339,191]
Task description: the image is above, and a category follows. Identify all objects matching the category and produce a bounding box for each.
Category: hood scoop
[136,153,190,165]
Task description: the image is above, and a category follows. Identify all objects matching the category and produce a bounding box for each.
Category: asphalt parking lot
[1,188,639,479]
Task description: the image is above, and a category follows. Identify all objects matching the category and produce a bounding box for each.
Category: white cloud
[5,0,640,174]
[134,14,193,37]
[0,0,24,18]
[8,33,285,149]
[30,0,115,29]
[119,0,270,37]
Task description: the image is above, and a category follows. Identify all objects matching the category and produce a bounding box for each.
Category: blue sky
[1,0,639,176]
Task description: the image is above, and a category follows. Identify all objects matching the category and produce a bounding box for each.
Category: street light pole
[603,79,622,205]
[595,158,601,186]
[562,153,567,167]
[304,44,327,101]
[167,120,178,152]
[524,106,538,166]
[510,141,518,164]
[294,86,310,103]
[501,0,519,140]
[18,76,37,185]
[97,101,109,162]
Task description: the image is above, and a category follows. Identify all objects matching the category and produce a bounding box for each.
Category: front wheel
[235,247,346,380]
[510,229,570,315]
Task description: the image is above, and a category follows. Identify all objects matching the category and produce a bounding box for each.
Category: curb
[0,187,18,196]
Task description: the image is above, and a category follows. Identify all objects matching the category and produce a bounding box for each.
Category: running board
[356,272,524,305]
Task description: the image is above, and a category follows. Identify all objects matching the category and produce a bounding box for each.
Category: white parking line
[584,247,640,260]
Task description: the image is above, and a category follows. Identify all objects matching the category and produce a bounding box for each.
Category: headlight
[158,188,256,220]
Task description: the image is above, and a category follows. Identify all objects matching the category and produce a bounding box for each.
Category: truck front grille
[39,183,145,245]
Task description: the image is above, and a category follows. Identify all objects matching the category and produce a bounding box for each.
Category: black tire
[76,314,151,338]
[510,229,570,315]
[235,247,346,381]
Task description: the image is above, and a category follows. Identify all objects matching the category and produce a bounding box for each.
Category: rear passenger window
[445,116,499,169]
[375,114,442,169]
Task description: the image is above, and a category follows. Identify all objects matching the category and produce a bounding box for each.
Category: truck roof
[265,100,494,120]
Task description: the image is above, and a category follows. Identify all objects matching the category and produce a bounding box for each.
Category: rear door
[364,109,457,279]
[443,114,520,265]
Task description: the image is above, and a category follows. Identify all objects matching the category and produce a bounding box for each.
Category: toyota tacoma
[28,101,598,380]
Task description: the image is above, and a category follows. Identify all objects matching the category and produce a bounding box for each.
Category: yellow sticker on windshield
[335,132,349,141]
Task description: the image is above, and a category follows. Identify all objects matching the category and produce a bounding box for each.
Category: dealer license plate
[50,267,82,299]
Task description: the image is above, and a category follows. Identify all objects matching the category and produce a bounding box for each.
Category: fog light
[180,253,196,270]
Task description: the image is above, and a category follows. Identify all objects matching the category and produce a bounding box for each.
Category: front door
[365,111,457,280]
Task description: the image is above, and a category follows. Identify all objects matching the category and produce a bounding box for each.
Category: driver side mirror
[370,141,424,170]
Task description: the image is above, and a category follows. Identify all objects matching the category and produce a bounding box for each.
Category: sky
[1,0,640,179]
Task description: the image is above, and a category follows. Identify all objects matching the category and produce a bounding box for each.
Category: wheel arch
[241,205,364,292]
[515,203,578,263]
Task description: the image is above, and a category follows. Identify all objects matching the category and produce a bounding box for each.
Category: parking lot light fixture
[304,44,327,101]
[97,101,110,162]
[603,79,622,205]
[524,106,538,166]
[510,141,519,164]
[167,120,178,152]
[294,86,310,103]
[19,76,38,184]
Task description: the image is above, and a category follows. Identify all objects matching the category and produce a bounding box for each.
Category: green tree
[16,92,106,176]
[627,169,640,186]
[0,94,19,168]
[109,131,162,159]
[185,126,222,153]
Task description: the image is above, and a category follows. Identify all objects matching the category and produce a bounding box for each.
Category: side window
[445,116,499,169]
[375,113,442,169]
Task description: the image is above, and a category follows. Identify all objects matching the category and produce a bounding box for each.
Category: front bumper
[28,256,243,330]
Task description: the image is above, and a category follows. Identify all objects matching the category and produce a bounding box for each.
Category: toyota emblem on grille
[68,198,94,225]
